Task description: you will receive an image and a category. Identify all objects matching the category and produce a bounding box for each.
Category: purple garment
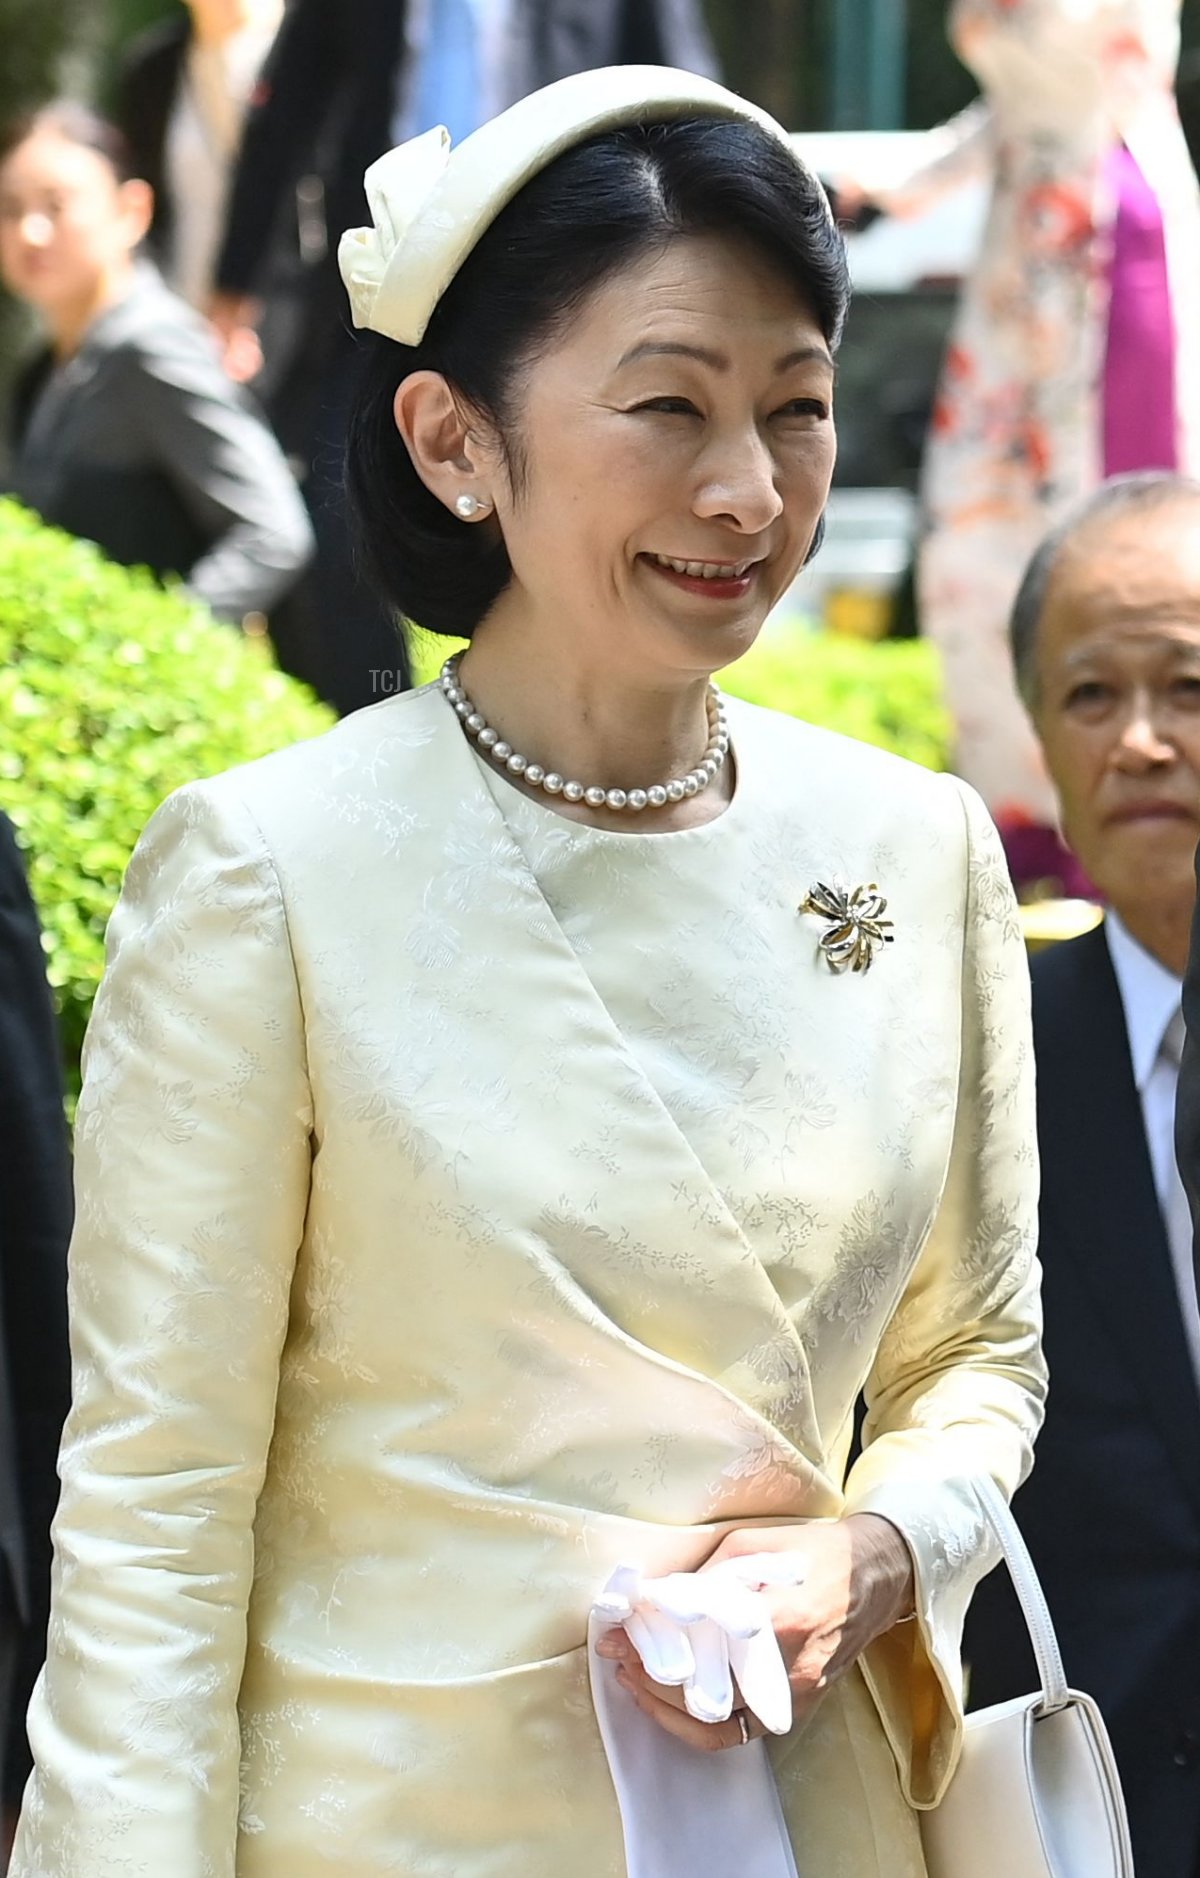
[999,821,1096,900]
[1102,144,1178,475]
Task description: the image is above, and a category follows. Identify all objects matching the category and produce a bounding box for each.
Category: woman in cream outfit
[10,69,1045,1878]
[878,0,1200,840]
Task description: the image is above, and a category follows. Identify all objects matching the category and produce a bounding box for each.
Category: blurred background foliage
[0,499,333,1096]
[705,0,1200,136]
[411,623,951,773]
[1,0,1195,134]
[719,624,949,772]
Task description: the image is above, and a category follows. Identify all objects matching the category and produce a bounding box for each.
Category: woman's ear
[118,178,154,251]
[393,371,495,519]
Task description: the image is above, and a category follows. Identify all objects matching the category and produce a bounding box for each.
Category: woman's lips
[640,553,758,602]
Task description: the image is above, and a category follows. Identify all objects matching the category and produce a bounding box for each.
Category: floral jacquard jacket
[10,689,1045,1878]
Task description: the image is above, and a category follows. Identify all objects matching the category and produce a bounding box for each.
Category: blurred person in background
[116,0,286,387]
[116,1,328,685]
[0,813,71,1863]
[843,0,1200,890]
[208,0,720,717]
[0,103,313,631]
[964,472,1200,1878]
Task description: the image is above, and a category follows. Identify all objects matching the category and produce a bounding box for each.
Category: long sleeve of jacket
[132,322,314,620]
[841,778,1046,1808]
[9,780,313,1878]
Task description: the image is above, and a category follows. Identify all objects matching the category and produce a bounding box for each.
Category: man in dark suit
[212,0,718,332]
[0,814,72,1834]
[115,2,305,409]
[208,0,719,717]
[964,472,1200,1878]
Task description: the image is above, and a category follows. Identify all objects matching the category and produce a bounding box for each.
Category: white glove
[593,1553,805,1736]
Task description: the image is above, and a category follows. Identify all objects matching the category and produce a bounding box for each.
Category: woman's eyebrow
[616,341,727,370]
[615,341,833,373]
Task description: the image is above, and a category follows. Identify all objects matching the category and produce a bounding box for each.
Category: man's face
[1032,500,1200,922]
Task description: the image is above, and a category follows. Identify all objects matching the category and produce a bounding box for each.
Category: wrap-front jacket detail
[10,688,1045,1878]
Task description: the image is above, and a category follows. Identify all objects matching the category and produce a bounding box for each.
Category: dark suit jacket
[115,13,312,419]
[5,267,312,622]
[1178,839,1200,1401]
[214,0,718,307]
[0,813,72,1800]
[965,925,1200,1878]
[115,16,192,261]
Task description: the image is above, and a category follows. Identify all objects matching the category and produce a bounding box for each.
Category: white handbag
[920,1477,1135,1878]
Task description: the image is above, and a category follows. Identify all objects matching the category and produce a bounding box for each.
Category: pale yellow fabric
[338,65,818,346]
[11,688,1045,1878]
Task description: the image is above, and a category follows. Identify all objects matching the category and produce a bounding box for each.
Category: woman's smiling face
[479,231,837,682]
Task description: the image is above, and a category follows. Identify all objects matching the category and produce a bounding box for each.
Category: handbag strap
[974,1476,1071,1715]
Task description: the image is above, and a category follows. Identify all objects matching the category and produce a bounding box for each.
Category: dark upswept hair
[0,101,138,184]
[346,117,850,640]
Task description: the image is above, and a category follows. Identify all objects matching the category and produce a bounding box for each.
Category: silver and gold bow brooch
[801,881,894,974]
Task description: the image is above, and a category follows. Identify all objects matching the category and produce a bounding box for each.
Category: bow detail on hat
[338,128,452,340]
[335,67,822,350]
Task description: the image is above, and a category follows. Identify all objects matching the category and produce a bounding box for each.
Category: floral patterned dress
[905,0,1200,827]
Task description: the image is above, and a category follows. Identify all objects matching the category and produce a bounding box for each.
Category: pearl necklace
[440,652,730,812]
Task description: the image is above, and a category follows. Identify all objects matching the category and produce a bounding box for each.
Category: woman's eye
[632,398,701,417]
[1170,675,1200,704]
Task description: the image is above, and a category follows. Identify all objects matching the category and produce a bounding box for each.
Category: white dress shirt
[1104,910,1200,1381]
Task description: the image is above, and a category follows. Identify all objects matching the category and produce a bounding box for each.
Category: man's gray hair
[1009,471,1200,711]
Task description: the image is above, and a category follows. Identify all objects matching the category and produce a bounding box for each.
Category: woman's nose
[693,430,784,533]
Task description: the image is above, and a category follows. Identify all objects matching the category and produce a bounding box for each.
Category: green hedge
[0,499,333,1095]
[720,618,950,772]
[411,618,951,774]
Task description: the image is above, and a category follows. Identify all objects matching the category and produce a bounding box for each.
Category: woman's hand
[596,1514,915,1752]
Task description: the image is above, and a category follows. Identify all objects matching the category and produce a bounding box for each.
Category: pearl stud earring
[454,493,489,520]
